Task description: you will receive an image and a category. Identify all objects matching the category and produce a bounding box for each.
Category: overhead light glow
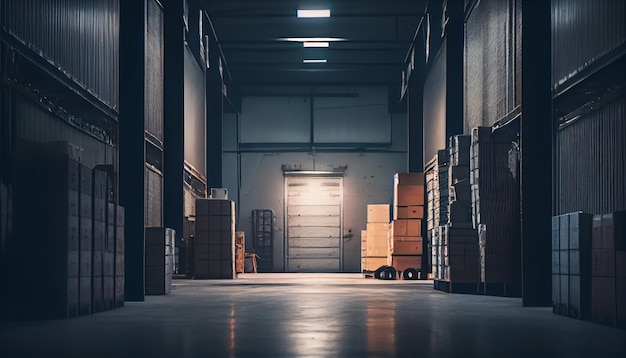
[303,42,329,48]
[303,59,327,63]
[297,9,330,18]
[282,37,345,42]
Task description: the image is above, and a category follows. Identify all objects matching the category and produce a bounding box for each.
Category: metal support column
[119,0,147,301]
[445,0,464,139]
[163,0,185,244]
[206,28,223,190]
[520,0,552,307]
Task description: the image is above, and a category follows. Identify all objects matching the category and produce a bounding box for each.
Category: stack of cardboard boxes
[145,227,175,295]
[389,173,425,273]
[470,127,520,288]
[591,212,626,328]
[6,141,124,320]
[426,150,449,279]
[437,135,480,286]
[362,204,390,271]
[194,199,236,279]
[551,212,593,319]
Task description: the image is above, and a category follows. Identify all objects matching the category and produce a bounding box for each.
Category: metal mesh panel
[556,97,626,215]
[1,0,120,111]
[551,0,626,88]
[145,0,164,141]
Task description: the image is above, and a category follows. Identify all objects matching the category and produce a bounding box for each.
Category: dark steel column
[163,0,185,242]
[407,70,424,172]
[206,31,223,189]
[119,0,146,301]
[445,0,464,139]
[520,0,552,307]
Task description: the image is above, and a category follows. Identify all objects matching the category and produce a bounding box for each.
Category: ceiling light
[303,42,329,48]
[282,37,345,42]
[297,9,330,18]
[303,59,327,63]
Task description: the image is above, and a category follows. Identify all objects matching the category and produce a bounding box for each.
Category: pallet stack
[470,127,520,294]
[6,141,124,320]
[145,227,175,295]
[389,173,425,274]
[591,211,626,328]
[551,212,593,319]
[194,199,236,279]
[426,150,449,279]
[434,135,480,292]
[362,204,390,271]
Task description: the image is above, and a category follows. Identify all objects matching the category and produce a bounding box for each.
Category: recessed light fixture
[303,59,327,63]
[281,37,345,42]
[297,9,330,18]
[303,42,329,48]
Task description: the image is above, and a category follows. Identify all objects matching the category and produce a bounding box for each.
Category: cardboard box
[617,276,626,328]
[390,255,422,272]
[592,276,616,326]
[569,274,591,320]
[367,204,390,223]
[592,249,615,277]
[592,214,603,249]
[361,256,388,271]
[394,172,424,186]
[367,222,390,234]
[406,205,425,219]
[559,215,569,250]
[394,185,424,206]
[392,239,423,255]
[603,212,626,250]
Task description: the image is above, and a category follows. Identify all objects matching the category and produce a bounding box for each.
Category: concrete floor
[1,273,625,357]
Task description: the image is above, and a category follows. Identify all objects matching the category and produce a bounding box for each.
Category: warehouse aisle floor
[1,273,625,357]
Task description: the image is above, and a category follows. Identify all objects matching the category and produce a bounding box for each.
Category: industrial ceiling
[201,0,428,87]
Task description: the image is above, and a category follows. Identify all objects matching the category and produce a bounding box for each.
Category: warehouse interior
[1,0,625,356]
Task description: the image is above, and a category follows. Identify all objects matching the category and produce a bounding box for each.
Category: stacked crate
[591,211,626,328]
[426,150,449,278]
[11,143,80,319]
[115,206,125,307]
[470,127,520,289]
[145,227,175,294]
[103,201,116,309]
[448,135,472,227]
[362,204,390,271]
[195,199,236,279]
[435,135,480,289]
[389,173,425,273]
[78,164,93,315]
[552,212,593,319]
[235,231,245,274]
[92,169,107,313]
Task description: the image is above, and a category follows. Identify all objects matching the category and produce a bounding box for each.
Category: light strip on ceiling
[303,59,327,63]
[303,42,329,48]
[297,9,330,18]
[281,37,345,42]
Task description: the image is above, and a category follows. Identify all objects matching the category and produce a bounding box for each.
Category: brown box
[592,249,615,277]
[390,255,422,272]
[406,205,425,219]
[367,205,390,223]
[392,220,407,236]
[366,222,390,234]
[362,256,389,271]
[394,172,424,186]
[395,185,424,206]
[592,276,616,326]
[392,238,423,255]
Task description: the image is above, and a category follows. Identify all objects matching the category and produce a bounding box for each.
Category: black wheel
[373,265,390,279]
[403,268,419,280]
[381,266,397,280]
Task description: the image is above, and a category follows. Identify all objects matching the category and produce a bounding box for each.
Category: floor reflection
[367,297,396,356]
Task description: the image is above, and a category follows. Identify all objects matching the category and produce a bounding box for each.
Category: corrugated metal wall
[144,166,163,227]
[145,0,164,142]
[423,39,447,164]
[556,97,626,215]
[1,0,120,111]
[551,0,626,88]
[15,95,115,168]
[464,0,520,133]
